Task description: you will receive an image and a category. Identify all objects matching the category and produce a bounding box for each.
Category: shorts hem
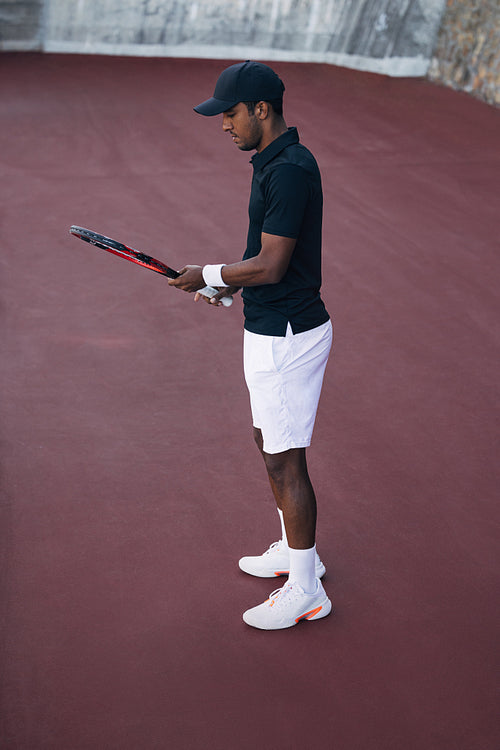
[262,438,312,455]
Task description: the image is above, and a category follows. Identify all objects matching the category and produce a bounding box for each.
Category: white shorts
[243,320,332,454]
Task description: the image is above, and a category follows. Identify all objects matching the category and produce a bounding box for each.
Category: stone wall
[428,0,500,106]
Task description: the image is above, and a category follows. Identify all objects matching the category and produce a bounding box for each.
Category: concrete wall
[0,0,44,49]
[2,0,446,77]
[428,0,500,106]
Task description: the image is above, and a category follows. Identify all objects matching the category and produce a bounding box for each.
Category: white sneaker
[239,540,326,579]
[243,579,332,630]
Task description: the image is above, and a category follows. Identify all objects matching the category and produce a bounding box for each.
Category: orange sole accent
[295,606,322,623]
[273,571,289,576]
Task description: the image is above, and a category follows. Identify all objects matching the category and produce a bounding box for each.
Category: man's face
[222,102,263,152]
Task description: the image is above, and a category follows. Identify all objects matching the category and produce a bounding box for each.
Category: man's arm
[168,233,296,296]
[222,233,296,287]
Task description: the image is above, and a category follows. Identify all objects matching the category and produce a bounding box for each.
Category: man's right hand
[195,286,240,306]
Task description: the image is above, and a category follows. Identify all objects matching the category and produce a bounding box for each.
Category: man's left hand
[167,265,204,293]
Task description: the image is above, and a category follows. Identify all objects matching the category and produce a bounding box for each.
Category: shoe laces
[268,580,304,608]
[264,540,284,556]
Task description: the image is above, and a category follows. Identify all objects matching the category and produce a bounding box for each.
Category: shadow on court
[1,53,499,749]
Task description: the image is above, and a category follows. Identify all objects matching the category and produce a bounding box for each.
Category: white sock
[277,508,288,547]
[288,545,317,594]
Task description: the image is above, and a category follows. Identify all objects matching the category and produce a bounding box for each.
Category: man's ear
[255,101,270,120]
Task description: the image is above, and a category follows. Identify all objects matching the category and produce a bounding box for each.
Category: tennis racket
[69,226,233,307]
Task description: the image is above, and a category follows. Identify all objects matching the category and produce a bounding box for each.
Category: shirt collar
[251,127,299,171]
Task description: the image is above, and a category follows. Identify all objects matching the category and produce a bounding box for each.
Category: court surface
[1,53,499,749]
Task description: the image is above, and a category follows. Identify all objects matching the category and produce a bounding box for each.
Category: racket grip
[199,285,233,307]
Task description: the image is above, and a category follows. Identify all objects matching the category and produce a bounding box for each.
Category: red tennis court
[1,53,499,749]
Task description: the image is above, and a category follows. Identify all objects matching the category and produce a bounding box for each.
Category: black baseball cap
[194,60,285,116]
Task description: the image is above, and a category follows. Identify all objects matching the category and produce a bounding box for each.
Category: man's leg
[241,428,331,629]
[238,428,326,579]
[253,428,317,594]
[253,428,316,549]
[240,322,333,627]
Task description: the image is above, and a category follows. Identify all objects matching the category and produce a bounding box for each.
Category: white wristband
[202,264,226,288]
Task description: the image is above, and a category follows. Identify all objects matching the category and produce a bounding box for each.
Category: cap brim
[193,97,237,116]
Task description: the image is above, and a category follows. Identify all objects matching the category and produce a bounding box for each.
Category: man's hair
[245,99,283,117]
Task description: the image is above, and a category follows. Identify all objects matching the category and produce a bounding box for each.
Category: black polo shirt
[242,127,329,336]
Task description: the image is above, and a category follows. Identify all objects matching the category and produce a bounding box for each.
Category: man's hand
[167,265,238,306]
[167,265,204,293]
[194,285,240,306]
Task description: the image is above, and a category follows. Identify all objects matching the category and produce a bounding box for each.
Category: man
[169,61,333,630]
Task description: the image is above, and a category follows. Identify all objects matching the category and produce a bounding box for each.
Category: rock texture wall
[428,0,500,106]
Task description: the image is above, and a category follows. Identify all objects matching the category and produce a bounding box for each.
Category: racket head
[70,226,232,306]
[69,226,180,278]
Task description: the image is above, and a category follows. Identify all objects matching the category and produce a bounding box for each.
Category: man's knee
[263,447,307,485]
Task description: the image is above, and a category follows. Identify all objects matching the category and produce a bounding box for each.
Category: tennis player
[169,61,333,630]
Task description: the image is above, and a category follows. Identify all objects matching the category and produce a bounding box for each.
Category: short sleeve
[262,164,310,239]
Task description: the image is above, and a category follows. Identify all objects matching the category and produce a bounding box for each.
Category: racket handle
[199,285,233,307]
